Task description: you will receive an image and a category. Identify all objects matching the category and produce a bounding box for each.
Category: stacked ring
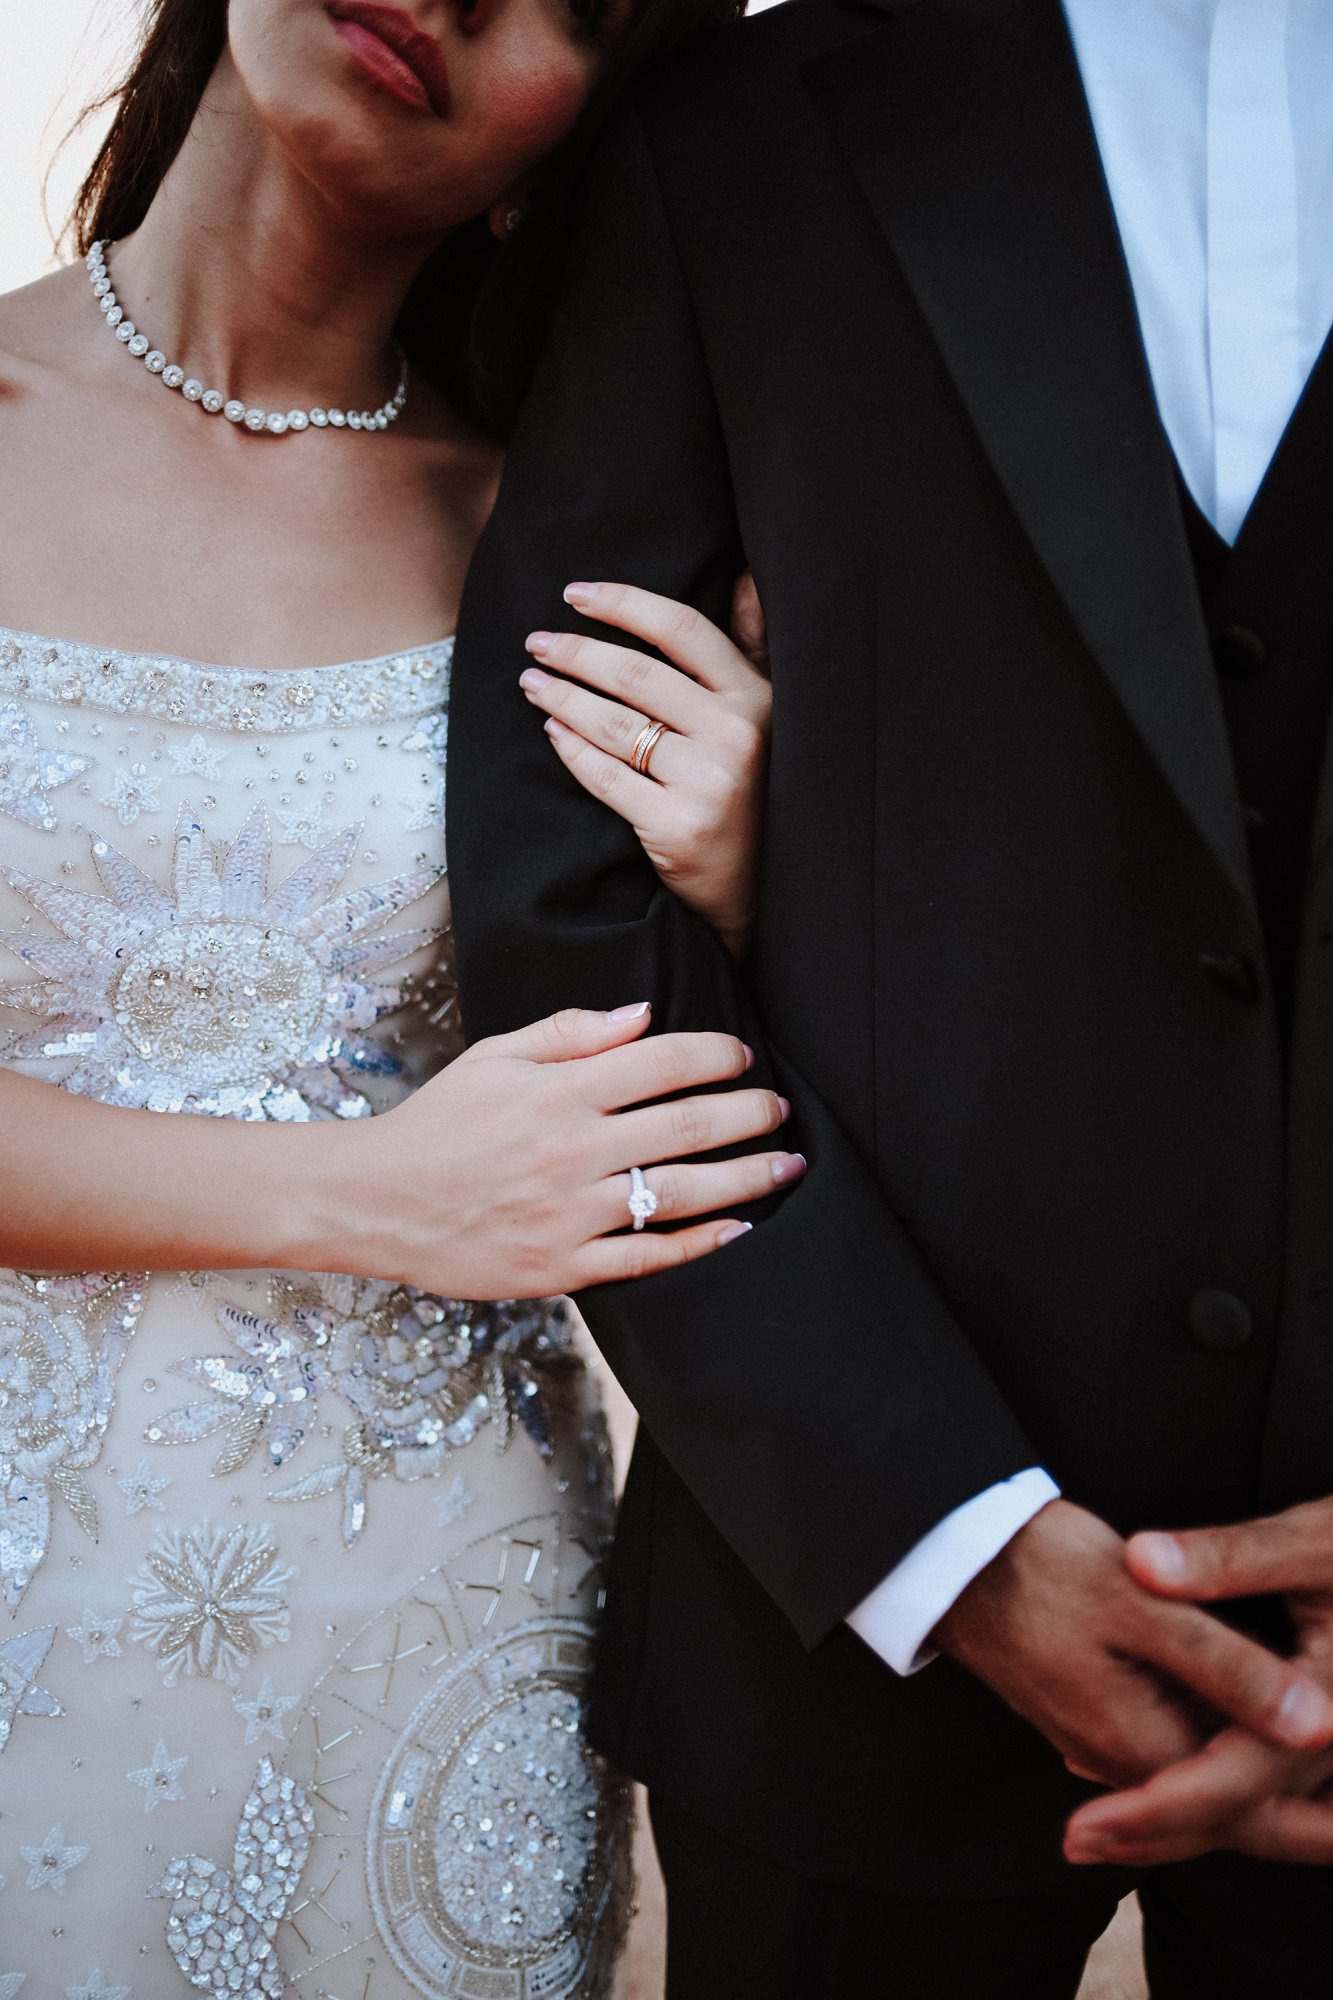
[630,720,666,776]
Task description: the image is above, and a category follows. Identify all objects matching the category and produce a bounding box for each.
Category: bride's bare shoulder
[0,265,85,392]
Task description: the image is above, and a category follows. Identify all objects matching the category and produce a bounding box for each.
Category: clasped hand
[932,1500,1333,1872]
[1060,1496,1333,1868]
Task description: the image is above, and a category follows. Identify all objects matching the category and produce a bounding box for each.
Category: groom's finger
[1126,1500,1333,1602]
[1137,1601,1333,1750]
[1234,1788,1333,1865]
[1063,1727,1301,1867]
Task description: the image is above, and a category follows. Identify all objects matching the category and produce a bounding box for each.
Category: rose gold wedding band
[630,720,665,776]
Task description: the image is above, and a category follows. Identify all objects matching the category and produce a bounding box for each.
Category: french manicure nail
[1279,1680,1333,1746]
[519,666,550,692]
[777,1095,792,1119]
[772,1153,807,1186]
[718,1222,753,1246]
[544,717,570,740]
[525,633,553,659]
[742,1043,755,1070]
[608,1001,651,1022]
[564,582,597,608]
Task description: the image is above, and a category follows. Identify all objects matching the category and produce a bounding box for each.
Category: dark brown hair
[69,0,742,437]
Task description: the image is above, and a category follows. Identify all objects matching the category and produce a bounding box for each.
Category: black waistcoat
[1176,334,1333,1033]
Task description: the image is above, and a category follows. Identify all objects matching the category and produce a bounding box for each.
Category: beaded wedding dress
[0,625,629,1999]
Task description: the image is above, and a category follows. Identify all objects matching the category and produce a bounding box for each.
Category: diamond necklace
[86,240,410,438]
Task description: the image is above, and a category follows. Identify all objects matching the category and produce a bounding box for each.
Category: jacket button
[1213,625,1268,678]
[1188,1289,1254,1352]
[1199,951,1261,1001]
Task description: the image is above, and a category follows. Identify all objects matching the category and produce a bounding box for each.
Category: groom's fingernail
[608,1001,651,1022]
[564,582,597,608]
[1135,1532,1187,1583]
[1279,1680,1333,1746]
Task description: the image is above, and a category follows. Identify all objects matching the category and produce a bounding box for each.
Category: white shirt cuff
[847,1468,1061,1675]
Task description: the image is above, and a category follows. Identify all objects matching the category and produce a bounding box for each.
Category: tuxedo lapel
[803,0,1255,911]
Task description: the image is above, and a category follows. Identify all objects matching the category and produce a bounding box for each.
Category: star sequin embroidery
[65,1609,124,1663]
[101,764,162,826]
[0,1625,62,1752]
[231,1674,298,1746]
[21,1824,90,1895]
[0,703,93,831]
[0,804,442,1119]
[129,1519,294,1687]
[168,734,226,780]
[0,1975,25,1998]
[117,1459,172,1515]
[128,1737,189,1812]
[274,799,328,849]
[434,1472,476,1526]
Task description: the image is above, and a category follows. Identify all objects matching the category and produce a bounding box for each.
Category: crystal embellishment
[0,803,442,1120]
[0,626,451,734]
[0,702,93,830]
[151,1758,313,1996]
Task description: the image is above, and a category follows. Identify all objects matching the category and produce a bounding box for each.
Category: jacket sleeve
[447,101,1037,1649]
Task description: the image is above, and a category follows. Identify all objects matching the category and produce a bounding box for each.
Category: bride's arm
[0,1004,797,1292]
[519,573,771,959]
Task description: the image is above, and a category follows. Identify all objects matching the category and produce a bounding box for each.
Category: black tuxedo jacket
[448,0,1333,1892]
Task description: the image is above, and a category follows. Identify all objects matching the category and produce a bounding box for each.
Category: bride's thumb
[500,1002,653,1065]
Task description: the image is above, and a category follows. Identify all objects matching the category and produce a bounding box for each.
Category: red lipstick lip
[326,2,451,116]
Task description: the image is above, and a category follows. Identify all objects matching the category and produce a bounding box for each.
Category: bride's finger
[525,630,710,734]
[604,1087,790,1168]
[563,581,765,697]
[574,1216,756,1288]
[521,669,686,779]
[540,716,661,823]
[598,1152,806,1231]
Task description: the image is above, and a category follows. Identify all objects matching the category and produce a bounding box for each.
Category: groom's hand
[931,1500,1333,1795]
[1062,1497,1333,1867]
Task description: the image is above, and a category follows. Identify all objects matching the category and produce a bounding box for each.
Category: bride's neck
[108,53,436,412]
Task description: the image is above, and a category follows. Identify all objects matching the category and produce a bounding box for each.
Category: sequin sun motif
[0,803,440,1119]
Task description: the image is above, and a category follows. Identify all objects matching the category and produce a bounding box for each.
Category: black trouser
[649,1796,1333,2000]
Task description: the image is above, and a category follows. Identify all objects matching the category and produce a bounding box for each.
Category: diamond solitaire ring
[627,1166,659,1232]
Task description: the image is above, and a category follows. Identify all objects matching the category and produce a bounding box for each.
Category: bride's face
[226,0,625,236]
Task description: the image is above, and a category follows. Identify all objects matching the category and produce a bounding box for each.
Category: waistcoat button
[1213,625,1268,678]
[1188,1289,1254,1352]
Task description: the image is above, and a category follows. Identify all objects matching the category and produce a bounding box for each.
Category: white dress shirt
[850,0,1333,1677]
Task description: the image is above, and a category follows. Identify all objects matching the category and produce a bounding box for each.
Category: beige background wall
[0,4,1145,1992]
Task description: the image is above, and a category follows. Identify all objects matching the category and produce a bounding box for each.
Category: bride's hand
[520,575,772,958]
[351,1000,803,1299]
